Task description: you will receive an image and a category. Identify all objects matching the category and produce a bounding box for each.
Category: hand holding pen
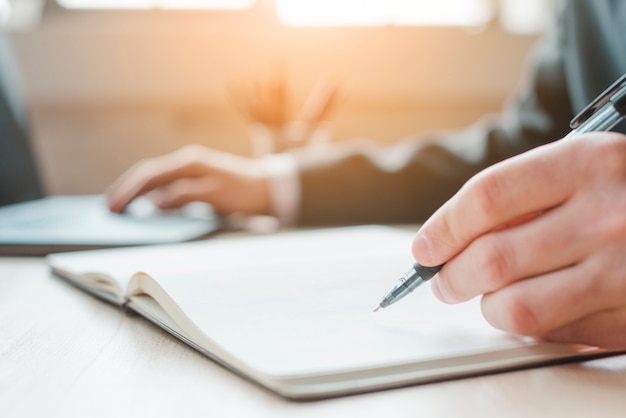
[375,74,626,349]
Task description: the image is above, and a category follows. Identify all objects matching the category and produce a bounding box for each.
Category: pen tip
[373,305,381,312]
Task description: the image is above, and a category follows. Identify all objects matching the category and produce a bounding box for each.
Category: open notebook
[47,226,618,399]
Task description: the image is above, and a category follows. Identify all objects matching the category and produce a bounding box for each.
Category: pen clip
[570,73,626,129]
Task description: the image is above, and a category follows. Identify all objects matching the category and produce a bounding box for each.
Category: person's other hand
[107,145,271,216]
[412,132,626,349]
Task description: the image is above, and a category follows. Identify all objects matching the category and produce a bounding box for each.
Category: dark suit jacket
[295,0,626,225]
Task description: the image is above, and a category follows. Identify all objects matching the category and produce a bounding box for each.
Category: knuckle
[487,293,540,336]
[176,147,212,172]
[468,170,506,220]
[178,144,206,157]
[177,145,210,166]
[477,238,514,290]
[504,296,540,335]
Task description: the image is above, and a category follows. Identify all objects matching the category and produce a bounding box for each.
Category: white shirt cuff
[260,153,300,227]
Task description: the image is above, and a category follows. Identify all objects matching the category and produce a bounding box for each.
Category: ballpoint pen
[373,73,626,312]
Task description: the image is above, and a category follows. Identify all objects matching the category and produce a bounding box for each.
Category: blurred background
[2,0,557,195]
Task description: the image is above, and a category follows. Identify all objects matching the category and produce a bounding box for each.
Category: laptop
[0,33,220,256]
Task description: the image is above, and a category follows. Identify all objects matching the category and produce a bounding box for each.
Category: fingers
[411,134,626,348]
[430,202,588,304]
[541,307,626,349]
[148,177,220,210]
[412,140,579,266]
[479,258,626,337]
[107,146,212,213]
[107,146,271,216]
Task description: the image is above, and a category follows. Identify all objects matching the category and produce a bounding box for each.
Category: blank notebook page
[146,227,521,377]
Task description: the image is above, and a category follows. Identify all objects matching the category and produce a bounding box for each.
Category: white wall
[12,5,538,105]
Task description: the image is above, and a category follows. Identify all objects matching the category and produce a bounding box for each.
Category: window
[55,0,555,34]
[275,0,494,27]
[57,0,255,10]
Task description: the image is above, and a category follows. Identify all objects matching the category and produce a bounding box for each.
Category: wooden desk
[2,256,626,418]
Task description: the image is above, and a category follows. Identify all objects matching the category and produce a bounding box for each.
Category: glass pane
[276,0,494,27]
[57,0,255,10]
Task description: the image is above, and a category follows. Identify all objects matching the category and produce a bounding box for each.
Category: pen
[374,73,626,312]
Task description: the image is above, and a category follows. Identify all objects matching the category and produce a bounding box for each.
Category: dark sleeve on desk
[295,5,574,226]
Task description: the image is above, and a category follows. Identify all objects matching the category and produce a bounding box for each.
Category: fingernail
[413,234,433,264]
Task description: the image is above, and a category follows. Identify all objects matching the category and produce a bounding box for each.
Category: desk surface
[2,255,626,418]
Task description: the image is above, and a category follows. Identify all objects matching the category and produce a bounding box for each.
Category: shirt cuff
[260,153,300,227]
